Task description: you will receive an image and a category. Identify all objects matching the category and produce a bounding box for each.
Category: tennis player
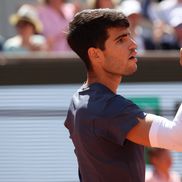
[65,9,182,182]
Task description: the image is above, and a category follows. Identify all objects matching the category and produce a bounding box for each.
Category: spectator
[141,0,159,22]
[152,0,182,49]
[3,4,47,52]
[167,5,182,48]
[117,0,155,51]
[37,0,79,51]
[145,148,181,182]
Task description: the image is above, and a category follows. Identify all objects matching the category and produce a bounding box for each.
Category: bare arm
[126,115,153,147]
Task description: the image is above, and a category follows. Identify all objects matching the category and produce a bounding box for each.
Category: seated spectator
[3,4,48,52]
[145,148,181,182]
[117,0,155,51]
[167,4,182,48]
[153,0,182,49]
[37,0,79,51]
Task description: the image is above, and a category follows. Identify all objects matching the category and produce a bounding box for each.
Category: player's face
[101,27,138,76]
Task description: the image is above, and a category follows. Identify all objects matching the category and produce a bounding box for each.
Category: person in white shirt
[3,4,48,52]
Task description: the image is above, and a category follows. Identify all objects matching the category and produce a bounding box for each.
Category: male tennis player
[65,9,182,182]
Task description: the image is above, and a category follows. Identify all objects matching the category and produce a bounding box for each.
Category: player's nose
[129,37,137,50]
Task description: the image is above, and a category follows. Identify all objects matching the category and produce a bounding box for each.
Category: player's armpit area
[126,115,152,147]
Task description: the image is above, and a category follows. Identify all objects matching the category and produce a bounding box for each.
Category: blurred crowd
[0,0,182,53]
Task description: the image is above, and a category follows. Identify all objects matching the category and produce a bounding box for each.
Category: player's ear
[88,47,101,62]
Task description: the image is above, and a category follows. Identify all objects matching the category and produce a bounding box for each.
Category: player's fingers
[180,48,182,66]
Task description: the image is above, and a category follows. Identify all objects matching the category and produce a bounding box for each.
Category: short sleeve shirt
[65,83,146,182]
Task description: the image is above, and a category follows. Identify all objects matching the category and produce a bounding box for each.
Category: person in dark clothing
[64,9,182,182]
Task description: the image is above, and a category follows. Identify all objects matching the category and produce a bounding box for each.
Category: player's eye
[117,38,123,43]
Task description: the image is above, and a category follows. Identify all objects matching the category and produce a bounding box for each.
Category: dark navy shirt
[64,83,146,182]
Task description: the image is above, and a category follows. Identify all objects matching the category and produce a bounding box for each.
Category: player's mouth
[129,50,138,62]
[129,56,137,62]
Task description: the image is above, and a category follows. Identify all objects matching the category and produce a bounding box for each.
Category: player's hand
[180,48,182,66]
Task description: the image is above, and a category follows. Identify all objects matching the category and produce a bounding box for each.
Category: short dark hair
[67,9,129,69]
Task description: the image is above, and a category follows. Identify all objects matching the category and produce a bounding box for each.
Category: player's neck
[86,71,122,93]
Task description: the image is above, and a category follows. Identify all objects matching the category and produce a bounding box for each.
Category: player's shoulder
[110,94,135,108]
[99,94,138,117]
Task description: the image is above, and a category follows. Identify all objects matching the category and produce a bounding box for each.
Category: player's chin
[125,65,138,76]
